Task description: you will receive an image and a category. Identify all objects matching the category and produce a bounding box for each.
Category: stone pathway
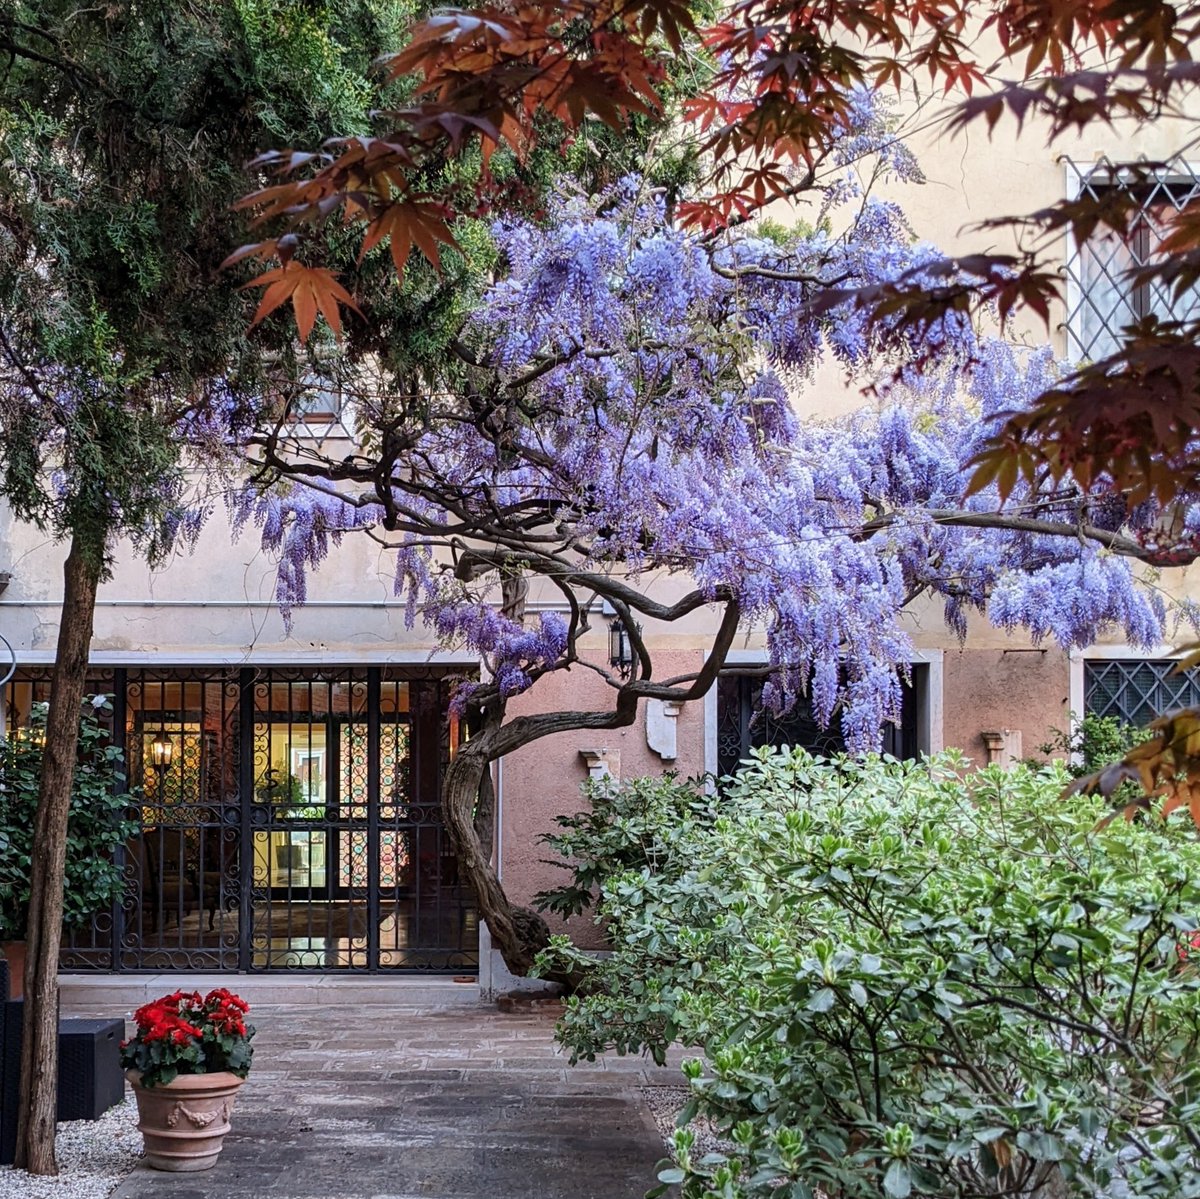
[73,1002,685,1199]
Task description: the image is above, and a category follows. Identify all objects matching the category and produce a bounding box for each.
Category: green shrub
[0,697,139,940]
[1034,713,1146,778]
[1028,713,1147,816]
[537,750,1200,1198]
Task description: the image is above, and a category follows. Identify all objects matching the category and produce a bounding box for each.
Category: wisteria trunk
[442,739,551,978]
[15,534,102,1175]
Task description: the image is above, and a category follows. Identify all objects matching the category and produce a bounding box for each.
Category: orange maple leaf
[359,198,458,275]
[240,263,361,342]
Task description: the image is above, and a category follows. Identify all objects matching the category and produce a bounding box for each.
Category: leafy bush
[1033,713,1146,781]
[0,697,139,940]
[1029,713,1147,814]
[537,750,1200,1199]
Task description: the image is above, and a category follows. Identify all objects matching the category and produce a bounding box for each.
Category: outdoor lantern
[150,730,173,774]
[608,616,639,679]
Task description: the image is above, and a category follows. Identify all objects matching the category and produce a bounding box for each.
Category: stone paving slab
[88,1003,682,1199]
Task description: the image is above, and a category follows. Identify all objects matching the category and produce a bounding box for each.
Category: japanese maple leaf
[240,263,361,342]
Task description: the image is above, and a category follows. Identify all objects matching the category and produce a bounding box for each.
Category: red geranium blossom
[121,986,255,1088]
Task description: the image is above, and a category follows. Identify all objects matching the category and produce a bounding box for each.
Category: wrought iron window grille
[1084,658,1200,729]
[1062,154,1200,363]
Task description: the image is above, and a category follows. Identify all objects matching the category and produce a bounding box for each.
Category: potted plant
[255,767,323,818]
[0,696,136,998]
[120,987,255,1171]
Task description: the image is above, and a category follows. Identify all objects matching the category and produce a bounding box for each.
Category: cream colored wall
[789,90,1200,419]
[0,501,448,662]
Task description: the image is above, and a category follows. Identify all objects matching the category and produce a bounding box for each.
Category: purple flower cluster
[230,485,382,628]
[230,126,1181,751]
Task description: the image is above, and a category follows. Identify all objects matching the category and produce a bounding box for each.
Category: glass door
[251,718,332,900]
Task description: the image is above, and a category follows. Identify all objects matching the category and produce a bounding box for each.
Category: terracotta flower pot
[1,941,25,1000]
[126,1070,244,1171]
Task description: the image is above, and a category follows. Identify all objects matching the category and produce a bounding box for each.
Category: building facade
[2,82,1199,991]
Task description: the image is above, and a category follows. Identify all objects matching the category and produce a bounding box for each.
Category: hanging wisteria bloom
[233,108,1183,753]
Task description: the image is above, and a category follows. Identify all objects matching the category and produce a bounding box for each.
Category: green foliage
[255,769,305,807]
[1035,713,1146,780]
[0,698,139,940]
[1031,713,1147,810]
[254,768,322,818]
[538,750,1200,1198]
[0,0,417,565]
[0,1,703,550]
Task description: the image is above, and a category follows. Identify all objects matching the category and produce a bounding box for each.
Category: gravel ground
[0,1097,141,1199]
[643,1084,736,1161]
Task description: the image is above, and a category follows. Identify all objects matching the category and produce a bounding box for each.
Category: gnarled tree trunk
[442,694,642,980]
[443,738,550,976]
[14,533,102,1175]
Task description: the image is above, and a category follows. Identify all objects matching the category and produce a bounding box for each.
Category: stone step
[57,973,482,1012]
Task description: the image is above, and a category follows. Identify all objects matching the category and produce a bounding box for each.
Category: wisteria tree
[238,98,1186,977]
[231,0,1200,504]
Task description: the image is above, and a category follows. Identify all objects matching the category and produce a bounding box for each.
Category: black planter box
[57,1018,125,1122]
[0,999,22,1166]
[0,1006,124,1163]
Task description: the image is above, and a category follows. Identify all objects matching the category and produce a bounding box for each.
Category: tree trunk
[473,763,496,865]
[442,695,641,981]
[442,739,550,977]
[14,534,102,1175]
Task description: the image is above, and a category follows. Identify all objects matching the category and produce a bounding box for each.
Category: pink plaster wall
[941,648,1071,767]
[497,647,1074,949]
[499,651,707,949]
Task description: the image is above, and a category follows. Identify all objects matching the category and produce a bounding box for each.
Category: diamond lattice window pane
[1064,156,1200,362]
[1084,659,1200,727]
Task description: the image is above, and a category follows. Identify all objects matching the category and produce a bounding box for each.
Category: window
[291,377,342,424]
[1084,658,1200,728]
[2,666,474,973]
[716,665,927,778]
[1064,156,1200,362]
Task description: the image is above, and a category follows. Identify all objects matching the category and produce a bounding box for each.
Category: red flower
[170,1022,202,1046]
[133,1001,169,1029]
[122,987,252,1085]
[204,988,249,1014]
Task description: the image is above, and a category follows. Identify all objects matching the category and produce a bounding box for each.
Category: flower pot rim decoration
[126,1066,245,1090]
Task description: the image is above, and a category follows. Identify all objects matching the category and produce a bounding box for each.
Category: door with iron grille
[3,666,478,973]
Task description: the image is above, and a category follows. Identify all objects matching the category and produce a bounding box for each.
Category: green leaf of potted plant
[0,696,137,997]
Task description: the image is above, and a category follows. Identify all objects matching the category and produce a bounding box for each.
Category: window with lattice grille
[1064,156,1200,363]
[716,666,926,778]
[1084,659,1200,728]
